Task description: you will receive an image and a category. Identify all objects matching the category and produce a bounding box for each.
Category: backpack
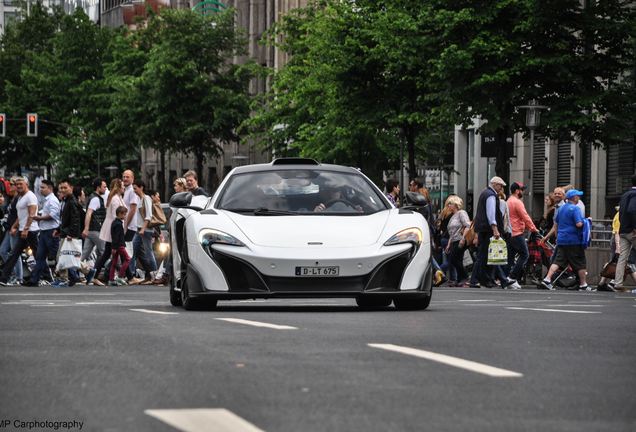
[0,177,11,197]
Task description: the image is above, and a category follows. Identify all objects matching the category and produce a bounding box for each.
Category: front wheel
[393,295,431,311]
[181,274,217,311]
[169,256,182,307]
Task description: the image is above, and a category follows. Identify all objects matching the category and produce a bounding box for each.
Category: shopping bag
[487,237,508,266]
[154,261,165,280]
[125,241,134,259]
[463,249,473,268]
[56,239,82,271]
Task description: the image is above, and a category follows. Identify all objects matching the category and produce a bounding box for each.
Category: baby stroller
[533,234,579,289]
[524,233,544,285]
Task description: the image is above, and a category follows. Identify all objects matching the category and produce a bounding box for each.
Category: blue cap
[565,189,583,199]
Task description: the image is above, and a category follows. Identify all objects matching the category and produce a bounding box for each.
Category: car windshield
[217,169,389,215]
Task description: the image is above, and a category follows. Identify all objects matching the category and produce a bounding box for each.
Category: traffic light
[27,113,38,137]
[0,113,5,137]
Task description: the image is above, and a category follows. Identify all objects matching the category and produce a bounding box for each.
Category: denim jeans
[470,232,491,285]
[440,237,458,281]
[507,234,529,281]
[130,230,157,277]
[0,231,38,282]
[30,229,59,283]
[0,232,23,281]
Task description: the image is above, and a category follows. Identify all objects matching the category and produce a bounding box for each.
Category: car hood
[220,211,391,248]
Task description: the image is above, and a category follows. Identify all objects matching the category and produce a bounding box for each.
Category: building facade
[1,0,100,36]
[100,0,308,197]
[453,121,635,220]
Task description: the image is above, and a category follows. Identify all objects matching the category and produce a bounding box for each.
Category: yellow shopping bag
[487,237,508,266]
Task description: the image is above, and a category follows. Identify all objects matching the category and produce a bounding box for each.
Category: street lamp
[518,99,547,217]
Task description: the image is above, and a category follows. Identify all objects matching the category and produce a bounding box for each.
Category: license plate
[295,266,340,277]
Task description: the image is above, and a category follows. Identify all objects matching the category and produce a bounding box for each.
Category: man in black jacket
[54,179,83,286]
[611,174,636,291]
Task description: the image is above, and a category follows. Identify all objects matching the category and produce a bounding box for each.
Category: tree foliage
[0,5,254,188]
[248,0,635,181]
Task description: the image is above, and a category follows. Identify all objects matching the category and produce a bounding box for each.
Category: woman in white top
[444,195,471,285]
[90,179,126,285]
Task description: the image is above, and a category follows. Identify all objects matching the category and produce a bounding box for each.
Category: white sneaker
[506,281,522,290]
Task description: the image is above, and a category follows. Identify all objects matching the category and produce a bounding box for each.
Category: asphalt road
[0,285,635,432]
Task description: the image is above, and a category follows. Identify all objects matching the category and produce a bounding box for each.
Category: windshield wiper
[223,207,297,216]
[224,208,256,214]
[253,207,297,216]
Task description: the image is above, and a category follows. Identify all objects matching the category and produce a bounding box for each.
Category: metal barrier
[590,219,613,248]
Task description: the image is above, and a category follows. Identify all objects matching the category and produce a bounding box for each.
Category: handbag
[148,202,167,228]
[56,238,82,271]
[487,237,508,266]
[464,222,476,245]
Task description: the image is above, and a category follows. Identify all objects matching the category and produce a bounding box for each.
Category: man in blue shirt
[541,189,589,291]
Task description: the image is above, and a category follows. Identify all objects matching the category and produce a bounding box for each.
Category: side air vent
[271,158,320,166]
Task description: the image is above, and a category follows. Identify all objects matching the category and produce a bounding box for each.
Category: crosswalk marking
[215,318,297,330]
[368,343,523,378]
[145,408,264,432]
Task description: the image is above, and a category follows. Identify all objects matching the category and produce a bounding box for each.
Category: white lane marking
[506,307,601,314]
[550,304,605,307]
[215,318,297,330]
[31,304,67,307]
[145,408,264,432]
[130,308,179,315]
[462,304,502,306]
[0,293,120,296]
[457,299,491,302]
[368,343,523,378]
[75,302,126,305]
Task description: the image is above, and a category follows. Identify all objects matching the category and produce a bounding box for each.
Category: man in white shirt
[0,177,40,285]
[25,179,60,286]
[122,169,142,284]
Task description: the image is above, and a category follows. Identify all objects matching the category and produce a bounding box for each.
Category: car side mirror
[404,191,427,206]
[169,192,200,210]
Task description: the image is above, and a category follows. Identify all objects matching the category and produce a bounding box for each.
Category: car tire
[169,285,182,307]
[168,255,182,307]
[181,274,217,311]
[356,295,392,310]
[181,275,199,311]
[393,294,431,311]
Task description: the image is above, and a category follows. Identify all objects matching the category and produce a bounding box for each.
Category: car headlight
[384,227,423,247]
[158,242,170,254]
[198,229,245,247]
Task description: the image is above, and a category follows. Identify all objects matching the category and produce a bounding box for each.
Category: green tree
[0,2,63,170]
[427,0,636,179]
[129,8,254,178]
[247,0,450,182]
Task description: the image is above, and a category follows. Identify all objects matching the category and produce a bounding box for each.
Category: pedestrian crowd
[387,173,636,292]
[0,166,633,291]
[0,169,208,287]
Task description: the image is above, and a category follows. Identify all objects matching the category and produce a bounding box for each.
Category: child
[109,206,130,286]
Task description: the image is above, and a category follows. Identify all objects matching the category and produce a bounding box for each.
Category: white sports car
[168,158,433,310]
